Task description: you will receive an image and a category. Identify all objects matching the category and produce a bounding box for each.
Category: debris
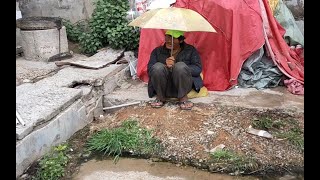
[103,101,141,110]
[279,175,297,180]
[22,79,32,83]
[209,144,226,153]
[246,125,273,139]
[207,130,214,135]
[20,174,28,179]
[16,110,26,126]
[168,137,178,140]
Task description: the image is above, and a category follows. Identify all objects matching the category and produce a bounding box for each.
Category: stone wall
[18,0,304,23]
[18,0,95,23]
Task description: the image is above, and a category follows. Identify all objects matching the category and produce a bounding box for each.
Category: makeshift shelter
[136,0,304,93]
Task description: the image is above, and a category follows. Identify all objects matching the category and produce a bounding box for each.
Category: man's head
[165,30,185,50]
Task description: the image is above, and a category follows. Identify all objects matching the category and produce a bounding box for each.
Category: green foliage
[275,127,304,151]
[62,19,88,43]
[210,149,257,173]
[106,23,140,50]
[63,0,140,55]
[78,31,103,55]
[78,0,140,55]
[90,0,128,39]
[33,144,69,180]
[252,117,285,130]
[87,119,159,163]
[252,117,304,151]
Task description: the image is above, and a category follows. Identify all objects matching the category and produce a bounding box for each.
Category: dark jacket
[147,42,203,98]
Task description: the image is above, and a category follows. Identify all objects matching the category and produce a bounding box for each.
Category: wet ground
[44,102,303,180]
[73,158,260,180]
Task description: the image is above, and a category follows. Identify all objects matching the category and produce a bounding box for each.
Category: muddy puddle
[73,158,262,180]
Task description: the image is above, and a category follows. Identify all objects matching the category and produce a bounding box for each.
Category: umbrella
[128,7,217,56]
[128,7,216,32]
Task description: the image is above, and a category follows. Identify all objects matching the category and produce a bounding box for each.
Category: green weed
[87,119,160,162]
[252,117,285,130]
[210,149,257,172]
[32,144,69,180]
[275,127,304,151]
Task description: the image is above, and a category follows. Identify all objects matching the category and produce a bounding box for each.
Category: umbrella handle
[171,35,173,56]
[169,36,173,72]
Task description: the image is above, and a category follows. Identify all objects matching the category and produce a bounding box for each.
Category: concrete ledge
[16,62,129,177]
[39,64,125,88]
[104,82,304,113]
[103,66,132,106]
[16,84,82,139]
[16,100,89,178]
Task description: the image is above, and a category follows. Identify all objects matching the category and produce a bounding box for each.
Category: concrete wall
[20,27,69,61]
[16,64,127,178]
[18,0,304,23]
[16,2,22,47]
[18,0,95,23]
[16,100,88,178]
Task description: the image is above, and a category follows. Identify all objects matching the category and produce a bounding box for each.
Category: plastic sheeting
[238,47,283,89]
[260,0,304,85]
[273,0,304,46]
[136,0,265,91]
[268,0,279,13]
[136,0,303,92]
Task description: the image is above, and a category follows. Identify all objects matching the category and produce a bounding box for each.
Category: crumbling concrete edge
[16,99,90,178]
[103,64,130,107]
[16,64,129,178]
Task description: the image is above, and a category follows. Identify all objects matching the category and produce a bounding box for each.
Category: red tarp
[136,0,304,91]
[261,0,304,84]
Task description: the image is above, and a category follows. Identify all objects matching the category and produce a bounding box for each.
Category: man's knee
[150,62,167,75]
[173,62,190,74]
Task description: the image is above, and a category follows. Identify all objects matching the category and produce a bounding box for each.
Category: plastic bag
[187,73,208,99]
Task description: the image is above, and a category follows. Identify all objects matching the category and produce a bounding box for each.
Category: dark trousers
[149,62,193,100]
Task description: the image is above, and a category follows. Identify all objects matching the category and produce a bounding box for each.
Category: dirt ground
[24,102,304,179]
[68,41,82,54]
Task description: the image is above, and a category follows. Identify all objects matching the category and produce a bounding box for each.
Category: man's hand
[166,56,175,68]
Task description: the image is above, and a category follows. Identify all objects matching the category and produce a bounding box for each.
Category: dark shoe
[179,100,193,110]
[150,99,165,108]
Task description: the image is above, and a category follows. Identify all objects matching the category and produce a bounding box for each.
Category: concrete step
[16,83,82,140]
[104,80,304,114]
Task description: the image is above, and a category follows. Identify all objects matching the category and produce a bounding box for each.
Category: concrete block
[16,28,21,47]
[86,107,94,122]
[19,0,95,23]
[103,82,149,107]
[16,59,58,82]
[93,96,103,118]
[16,100,88,178]
[103,65,128,95]
[20,26,68,61]
[38,65,125,88]
[16,84,82,139]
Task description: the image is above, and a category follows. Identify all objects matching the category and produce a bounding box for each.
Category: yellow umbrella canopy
[128,7,216,33]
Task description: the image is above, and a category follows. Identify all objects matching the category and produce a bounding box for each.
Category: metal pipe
[103,101,141,110]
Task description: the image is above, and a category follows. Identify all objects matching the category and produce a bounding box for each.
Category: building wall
[18,0,304,22]
[18,0,95,23]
